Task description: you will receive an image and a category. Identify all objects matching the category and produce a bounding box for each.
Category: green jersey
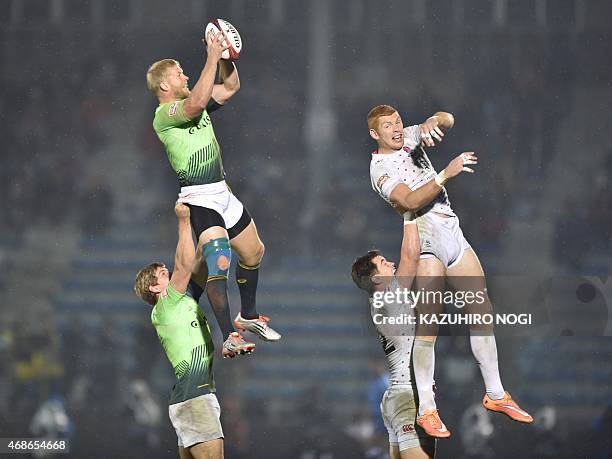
[153,99,225,186]
[151,284,215,405]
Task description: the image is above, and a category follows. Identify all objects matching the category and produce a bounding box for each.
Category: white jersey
[370,278,416,386]
[370,125,454,217]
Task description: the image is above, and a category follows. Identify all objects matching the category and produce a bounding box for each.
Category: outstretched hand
[444,152,478,178]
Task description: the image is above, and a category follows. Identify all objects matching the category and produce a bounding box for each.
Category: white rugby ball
[205,18,242,61]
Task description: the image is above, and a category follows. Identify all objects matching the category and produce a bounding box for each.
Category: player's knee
[240,241,265,266]
[255,241,265,261]
[203,238,232,280]
[217,255,230,271]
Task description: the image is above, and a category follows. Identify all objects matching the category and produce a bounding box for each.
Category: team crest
[169,102,178,116]
[377,174,390,190]
[402,424,415,433]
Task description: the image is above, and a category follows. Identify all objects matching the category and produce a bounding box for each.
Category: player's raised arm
[389,151,478,213]
[394,214,420,289]
[418,112,455,147]
[169,203,196,294]
[211,60,240,105]
[182,31,229,120]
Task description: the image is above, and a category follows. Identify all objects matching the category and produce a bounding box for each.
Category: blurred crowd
[553,151,612,272]
[2,316,611,458]
[0,44,122,240]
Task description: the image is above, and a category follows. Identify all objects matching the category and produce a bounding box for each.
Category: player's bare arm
[211,60,240,105]
[419,111,455,147]
[390,151,478,213]
[182,31,229,120]
[394,217,420,289]
[169,203,196,294]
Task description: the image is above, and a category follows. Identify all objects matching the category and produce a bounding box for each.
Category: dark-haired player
[352,215,435,459]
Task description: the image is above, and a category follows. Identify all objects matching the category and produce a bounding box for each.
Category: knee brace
[203,238,232,281]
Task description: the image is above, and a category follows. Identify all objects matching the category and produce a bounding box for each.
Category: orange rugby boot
[483,392,533,423]
[416,409,451,438]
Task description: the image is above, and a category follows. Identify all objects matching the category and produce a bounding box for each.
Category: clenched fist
[175,202,191,219]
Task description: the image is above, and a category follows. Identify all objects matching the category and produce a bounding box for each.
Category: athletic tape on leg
[203,238,232,280]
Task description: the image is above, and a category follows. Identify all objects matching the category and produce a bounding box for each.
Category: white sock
[470,335,505,400]
[413,340,436,415]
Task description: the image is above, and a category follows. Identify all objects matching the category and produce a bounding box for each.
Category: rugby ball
[205,18,242,61]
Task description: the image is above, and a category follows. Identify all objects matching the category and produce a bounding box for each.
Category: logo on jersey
[191,320,200,328]
[188,114,212,134]
[402,424,415,433]
[377,174,390,191]
[411,145,432,170]
[169,102,178,116]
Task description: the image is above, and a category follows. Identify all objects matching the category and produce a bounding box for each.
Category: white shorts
[380,385,435,451]
[168,393,224,448]
[177,181,244,229]
[416,212,471,269]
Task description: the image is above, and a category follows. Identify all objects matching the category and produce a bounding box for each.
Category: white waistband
[388,383,415,388]
[417,210,457,221]
[179,181,228,196]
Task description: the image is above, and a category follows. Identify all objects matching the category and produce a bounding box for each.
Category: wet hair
[146,59,179,96]
[367,105,398,131]
[134,262,165,306]
[351,250,380,293]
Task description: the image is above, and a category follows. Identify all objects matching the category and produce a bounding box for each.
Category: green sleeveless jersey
[153,99,225,186]
[151,284,215,405]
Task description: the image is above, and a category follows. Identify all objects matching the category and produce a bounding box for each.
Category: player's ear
[371,274,382,286]
[149,283,162,294]
[159,81,169,93]
[369,128,380,141]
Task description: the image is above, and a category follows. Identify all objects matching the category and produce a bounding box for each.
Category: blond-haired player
[146,31,281,358]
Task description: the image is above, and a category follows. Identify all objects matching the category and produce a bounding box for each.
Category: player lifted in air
[368,105,532,437]
[146,30,281,358]
[352,216,436,459]
[134,203,224,459]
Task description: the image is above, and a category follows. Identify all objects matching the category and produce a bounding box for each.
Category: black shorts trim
[228,206,252,240]
[187,205,225,238]
[186,204,252,240]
